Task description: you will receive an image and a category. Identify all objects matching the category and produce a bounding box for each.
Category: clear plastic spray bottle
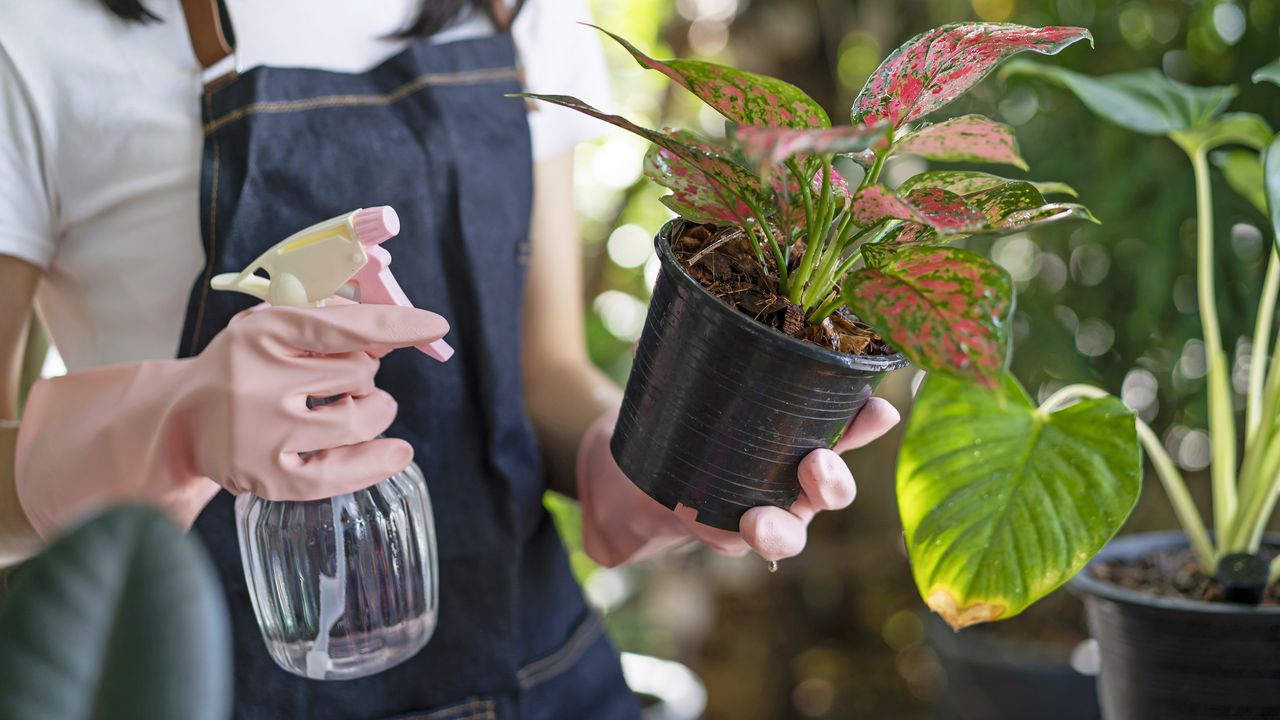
[212,207,446,680]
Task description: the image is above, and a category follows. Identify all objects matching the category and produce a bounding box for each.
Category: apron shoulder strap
[180,0,236,88]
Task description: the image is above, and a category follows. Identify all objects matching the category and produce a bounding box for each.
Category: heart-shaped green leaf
[1001,63,1236,135]
[898,372,1141,629]
[1255,58,1280,87]
[850,186,987,232]
[895,114,1028,169]
[592,25,829,129]
[841,246,1013,385]
[0,507,231,720]
[852,23,1092,128]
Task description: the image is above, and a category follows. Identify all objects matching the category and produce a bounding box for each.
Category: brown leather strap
[180,0,233,70]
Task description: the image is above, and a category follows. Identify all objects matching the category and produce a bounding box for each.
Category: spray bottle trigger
[349,244,454,362]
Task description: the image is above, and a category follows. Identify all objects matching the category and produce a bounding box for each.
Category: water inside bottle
[236,461,439,680]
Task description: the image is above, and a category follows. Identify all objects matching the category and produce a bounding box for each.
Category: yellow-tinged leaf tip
[926,589,1007,630]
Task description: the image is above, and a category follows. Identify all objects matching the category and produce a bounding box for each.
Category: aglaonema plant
[523,24,1148,629]
[1005,57,1280,580]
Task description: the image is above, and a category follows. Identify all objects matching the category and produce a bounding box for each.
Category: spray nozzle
[211,206,453,362]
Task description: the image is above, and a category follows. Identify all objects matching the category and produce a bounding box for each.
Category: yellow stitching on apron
[188,95,221,356]
[516,613,605,689]
[397,698,495,720]
[203,66,519,134]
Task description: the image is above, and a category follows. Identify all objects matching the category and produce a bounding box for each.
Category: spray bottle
[213,206,443,681]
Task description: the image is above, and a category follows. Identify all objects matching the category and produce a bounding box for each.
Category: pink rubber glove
[577,398,901,566]
[14,304,448,538]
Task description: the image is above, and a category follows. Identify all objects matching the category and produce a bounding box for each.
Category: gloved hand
[14,304,448,538]
[576,398,900,566]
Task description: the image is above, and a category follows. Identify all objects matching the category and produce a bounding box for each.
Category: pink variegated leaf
[734,123,890,181]
[592,25,829,129]
[842,246,1013,386]
[900,170,1013,195]
[880,222,944,247]
[894,115,1027,169]
[517,93,767,211]
[898,174,1097,232]
[644,145,756,226]
[851,24,1092,128]
[850,186,986,232]
[964,181,1099,228]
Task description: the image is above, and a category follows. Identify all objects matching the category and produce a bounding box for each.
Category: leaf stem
[802,211,855,308]
[1040,384,1216,572]
[860,148,889,190]
[790,159,834,304]
[806,222,884,309]
[1247,247,1280,445]
[1189,148,1238,538]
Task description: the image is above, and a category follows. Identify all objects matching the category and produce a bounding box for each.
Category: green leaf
[842,246,1014,385]
[852,23,1092,128]
[0,507,231,720]
[1213,149,1268,215]
[898,373,1141,629]
[1002,62,1236,135]
[1170,113,1273,156]
[592,25,829,129]
[894,115,1028,169]
[1255,58,1280,87]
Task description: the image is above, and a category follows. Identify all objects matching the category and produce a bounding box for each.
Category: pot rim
[656,220,910,373]
[1069,530,1280,615]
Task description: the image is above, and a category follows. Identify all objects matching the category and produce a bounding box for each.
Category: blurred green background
[564,1,1280,718]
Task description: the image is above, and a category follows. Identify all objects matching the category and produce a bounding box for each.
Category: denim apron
[174,2,639,718]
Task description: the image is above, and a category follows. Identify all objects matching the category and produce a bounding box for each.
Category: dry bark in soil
[1092,547,1280,605]
[671,221,893,356]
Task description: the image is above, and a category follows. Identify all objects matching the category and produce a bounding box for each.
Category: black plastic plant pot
[1069,531,1280,720]
[610,221,908,531]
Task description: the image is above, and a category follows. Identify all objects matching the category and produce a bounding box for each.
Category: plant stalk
[1247,247,1280,445]
[1189,148,1238,538]
[860,149,888,190]
[790,160,835,303]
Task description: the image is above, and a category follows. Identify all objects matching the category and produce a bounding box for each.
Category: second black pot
[1069,531,1280,720]
[610,221,908,531]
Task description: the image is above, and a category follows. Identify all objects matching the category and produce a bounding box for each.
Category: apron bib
[173,2,638,717]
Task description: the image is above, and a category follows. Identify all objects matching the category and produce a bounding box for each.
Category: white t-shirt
[0,0,611,371]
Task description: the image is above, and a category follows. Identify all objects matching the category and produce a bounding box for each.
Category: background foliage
[570,1,1280,718]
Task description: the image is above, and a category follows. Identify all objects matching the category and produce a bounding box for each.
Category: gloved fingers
[739,505,809,562]
[675,505,752,557]
[252,304,450,357]
[798,448,857,512]
[832,397,900,454]
[282,389,399,454]
[294,351,381,401]
[266,437,415,500]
